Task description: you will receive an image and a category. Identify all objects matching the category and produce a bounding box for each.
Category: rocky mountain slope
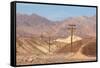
[16,13,96,38]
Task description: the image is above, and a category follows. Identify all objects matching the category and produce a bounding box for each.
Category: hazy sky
[16,3,96,21]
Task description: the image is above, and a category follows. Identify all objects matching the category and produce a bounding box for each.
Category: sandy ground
[16,37,96,65]
[16,52,96,65]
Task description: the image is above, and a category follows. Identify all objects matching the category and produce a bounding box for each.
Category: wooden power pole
[48,36,51,53]
[40,33,43,40]
[67,24,76,52]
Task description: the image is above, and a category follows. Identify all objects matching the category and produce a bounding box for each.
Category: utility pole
[67,24,76,52]
[48,36,51,53]
[45,31,52,54]
[40,33,43,40]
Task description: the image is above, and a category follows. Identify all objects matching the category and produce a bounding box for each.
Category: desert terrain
[16,13,96,65]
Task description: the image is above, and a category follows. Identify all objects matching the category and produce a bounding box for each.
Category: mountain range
[16,13,96,38]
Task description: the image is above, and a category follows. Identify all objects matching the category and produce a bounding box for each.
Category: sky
[16,3,96,21]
